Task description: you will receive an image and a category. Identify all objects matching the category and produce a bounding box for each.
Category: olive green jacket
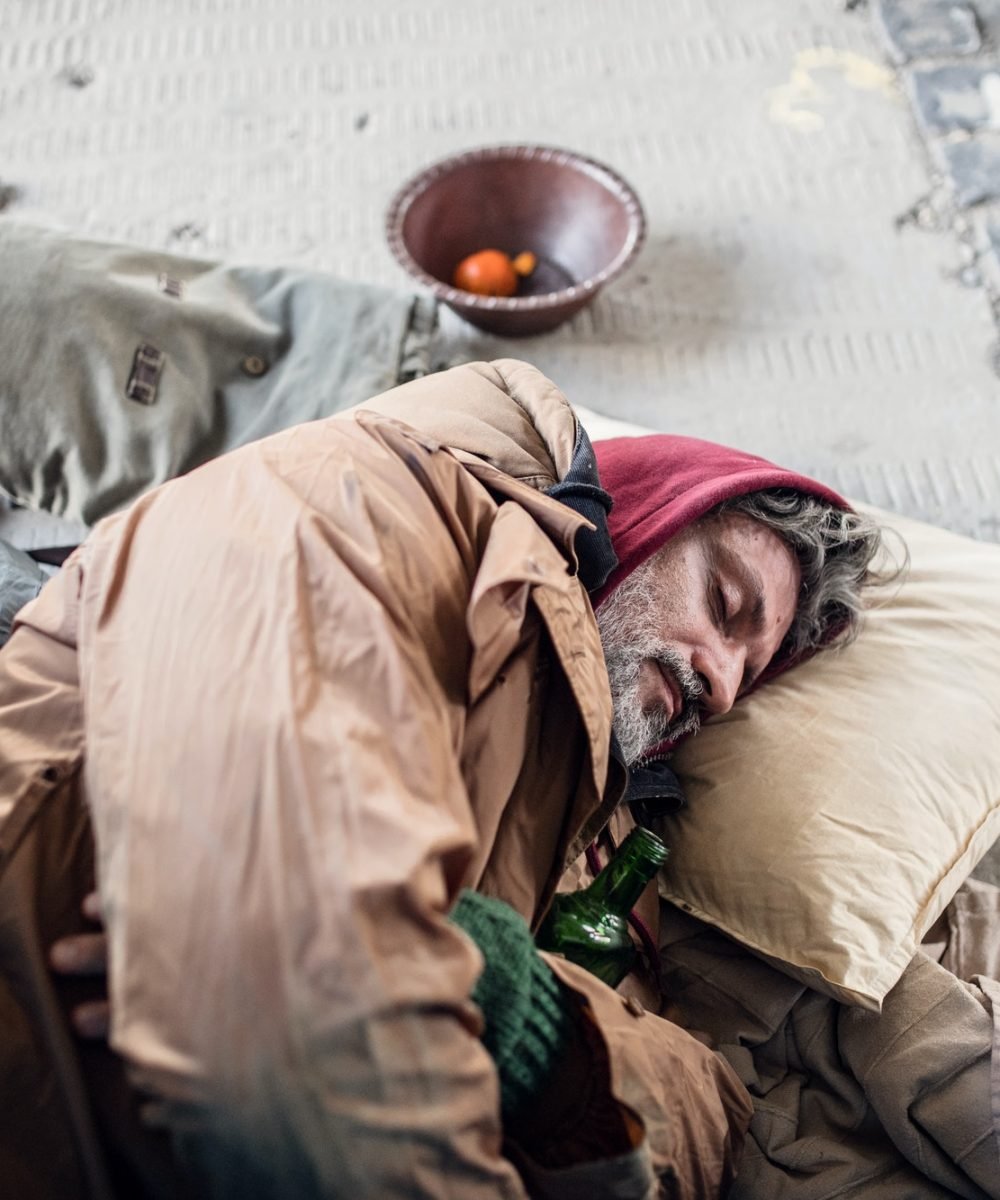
[0,220,437,526]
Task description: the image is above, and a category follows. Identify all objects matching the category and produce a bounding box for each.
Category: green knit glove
[450,889,572,1120]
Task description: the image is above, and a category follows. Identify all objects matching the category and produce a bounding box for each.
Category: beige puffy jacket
[0,359,750,1199]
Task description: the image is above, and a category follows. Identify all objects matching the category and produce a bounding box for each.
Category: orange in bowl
[453,249,518,297]
[385,145,646,337]
[452,248,538,297]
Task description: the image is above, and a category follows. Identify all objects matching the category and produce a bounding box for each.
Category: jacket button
[241,354,269,377]
[622,995,645,1018]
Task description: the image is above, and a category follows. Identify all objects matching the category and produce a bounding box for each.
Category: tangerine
[511,251,537,277]
[452,249,518,297]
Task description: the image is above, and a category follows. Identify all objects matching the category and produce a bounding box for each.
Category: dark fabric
[0,767,107,1200]
[27,546,79,568]
[0,769,184,1200]
[624,754,686,822]
[545,423,617,594]
[590,432,850,609]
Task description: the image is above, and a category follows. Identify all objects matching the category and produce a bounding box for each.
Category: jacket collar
[611,731,687,822]
[543,422,617,593]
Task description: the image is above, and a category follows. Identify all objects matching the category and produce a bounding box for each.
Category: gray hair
[708,489,889,661]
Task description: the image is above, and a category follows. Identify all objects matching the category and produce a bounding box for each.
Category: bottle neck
[588,827,669,915]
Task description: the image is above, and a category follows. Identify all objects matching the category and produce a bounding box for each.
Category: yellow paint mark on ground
[769,47,897,132]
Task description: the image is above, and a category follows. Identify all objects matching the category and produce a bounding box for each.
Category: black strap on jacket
[544,423,618,594]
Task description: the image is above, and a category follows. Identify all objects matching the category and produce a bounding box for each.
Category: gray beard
[596,570,704,767]
[602,642,703,765]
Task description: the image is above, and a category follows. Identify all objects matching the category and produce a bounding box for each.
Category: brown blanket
[658,880,1000,1199]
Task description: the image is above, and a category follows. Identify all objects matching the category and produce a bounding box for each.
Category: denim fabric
[0,539,46,646]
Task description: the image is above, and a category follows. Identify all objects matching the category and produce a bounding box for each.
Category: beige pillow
[660,505,1000,1010]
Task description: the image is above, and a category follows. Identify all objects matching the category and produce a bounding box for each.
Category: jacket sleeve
[66,417,663,1199]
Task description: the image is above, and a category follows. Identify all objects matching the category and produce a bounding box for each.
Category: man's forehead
[699,510,796,569]
[697,511,801,624]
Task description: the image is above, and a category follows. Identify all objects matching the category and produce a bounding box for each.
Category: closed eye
[711,580,728,627]
[711,578,759,694]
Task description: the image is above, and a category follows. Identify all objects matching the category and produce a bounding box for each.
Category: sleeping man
[0,359,882,1199]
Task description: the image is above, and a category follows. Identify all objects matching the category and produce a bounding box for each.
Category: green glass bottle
[536,826,669,988]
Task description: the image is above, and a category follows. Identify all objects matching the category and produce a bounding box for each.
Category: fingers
[71,1000,111,1040]
[81,890,104,923]
[49,931,109,976]
[49,891,113,1042]
[48,890,108,972]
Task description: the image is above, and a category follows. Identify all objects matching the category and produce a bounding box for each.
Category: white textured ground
[1,0,998,537]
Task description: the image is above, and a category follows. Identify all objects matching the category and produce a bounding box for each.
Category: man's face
[596,512,802,766]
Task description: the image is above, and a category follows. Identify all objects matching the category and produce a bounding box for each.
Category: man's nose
[692,643,744,716]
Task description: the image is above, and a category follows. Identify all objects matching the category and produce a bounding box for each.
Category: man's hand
[49,890,111,1039]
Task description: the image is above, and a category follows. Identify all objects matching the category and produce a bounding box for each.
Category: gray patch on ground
[0,182,21,211]
[874,0,981,64]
